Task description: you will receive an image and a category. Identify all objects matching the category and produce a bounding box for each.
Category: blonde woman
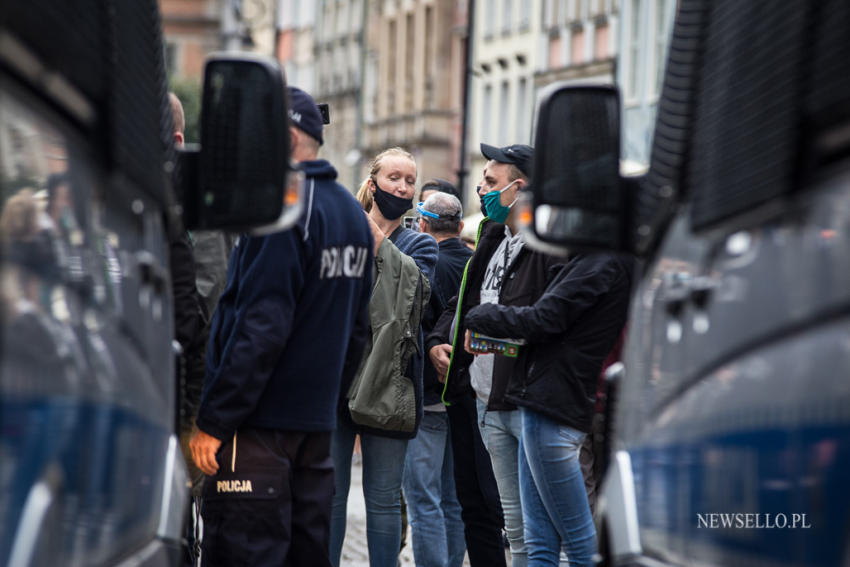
[330,148,438,567]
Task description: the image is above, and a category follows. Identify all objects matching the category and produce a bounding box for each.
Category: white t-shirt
[469,226,524,404]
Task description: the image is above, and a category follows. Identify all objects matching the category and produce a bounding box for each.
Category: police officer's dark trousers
[201,428,333,567]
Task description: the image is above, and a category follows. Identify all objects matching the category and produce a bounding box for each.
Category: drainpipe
[456,0,475,203]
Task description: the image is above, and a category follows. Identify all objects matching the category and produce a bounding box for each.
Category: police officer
[189,87,373,567]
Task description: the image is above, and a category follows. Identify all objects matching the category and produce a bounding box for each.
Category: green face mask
[481,179,519,223]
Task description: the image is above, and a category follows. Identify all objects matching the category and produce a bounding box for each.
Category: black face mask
[478,187,487,217]
[373,180,413,221]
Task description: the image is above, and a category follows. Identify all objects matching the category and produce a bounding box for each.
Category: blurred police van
[0,2,298,565]
[522,0,850,565]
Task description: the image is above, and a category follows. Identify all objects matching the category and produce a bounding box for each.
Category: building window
[549,36,562,68]
[571,29,585,64]
[484,0,495,38]
[405,12,414,111]
[350,0,360,31]
[425,6,434,102]
[517,78,528,143]
[278,0,293,28]
[503,0,512,33]
[482,84,493,143]
[365,55,377,122]
[338,2,348,35]
[544,0,555,28]
[652,0,671,97]
[568,0,581,22]
[300,0,317,27]
[322,3,332,40]
[164,42,178,76]
[594,23,609,60]
[625,0,642,101]
[499,81,509,145]
[301,62,315,92]
[519,0,530,29]
[349,44,359,86]
[388,18,397,115]
[425,6,433,76]
[338,46,347,89]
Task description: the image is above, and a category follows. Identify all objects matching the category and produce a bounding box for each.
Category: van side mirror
[179,54,300,232]
[525,84,627,252]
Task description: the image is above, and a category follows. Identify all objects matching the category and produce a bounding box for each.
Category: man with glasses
[402,187,471,567]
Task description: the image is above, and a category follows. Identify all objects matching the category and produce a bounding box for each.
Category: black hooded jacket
[422,237,473,406]
[463,252,634,432]
[426,219,563,410]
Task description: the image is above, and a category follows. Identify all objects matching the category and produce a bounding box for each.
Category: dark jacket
[196,159,373,440]
[340,226,438,439]
[464,253,634,432]
[426,219,563,410]
[169,231,207,431]
[422,237,473,406]
[191,230,236,321]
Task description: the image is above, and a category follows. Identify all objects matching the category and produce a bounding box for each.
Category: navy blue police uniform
[196,158,373,567]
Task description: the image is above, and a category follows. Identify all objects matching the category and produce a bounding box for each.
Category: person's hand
[189,427,222,476]
[463,329,475,355]
[464,329,488,355]
[365,211,384,255]
[429,343,452,376]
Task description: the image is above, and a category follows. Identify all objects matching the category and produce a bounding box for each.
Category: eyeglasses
[416,201,461,221]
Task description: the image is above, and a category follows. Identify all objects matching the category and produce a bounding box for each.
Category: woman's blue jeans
[330,417,408,567]
[519,408,597,567]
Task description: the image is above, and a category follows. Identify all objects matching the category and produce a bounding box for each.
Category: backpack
[346,240,430,433]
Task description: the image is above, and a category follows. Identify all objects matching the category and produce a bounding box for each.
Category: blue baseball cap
[287,86,324,145]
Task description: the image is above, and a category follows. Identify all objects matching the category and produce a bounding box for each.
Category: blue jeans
[476,399,527,567]
[402,411,466,567]
[519,408,596,567]
[330,417,408,567]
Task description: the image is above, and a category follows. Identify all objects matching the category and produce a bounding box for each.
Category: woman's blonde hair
[355,147,415,212]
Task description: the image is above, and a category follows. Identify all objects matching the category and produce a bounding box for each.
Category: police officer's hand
[429,343,452,377]
[189,427,222,476]
[365,211,385,255]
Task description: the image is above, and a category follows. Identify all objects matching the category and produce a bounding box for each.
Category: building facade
[237,0,277,55]
[466,0,541,206]
[362,0,467,197]
[160,0,225,79]
[535,0,619,89]
[311,0,364,191]
[161,0,277,78]
[277,1,317,93]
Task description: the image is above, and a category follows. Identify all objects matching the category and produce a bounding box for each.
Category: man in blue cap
[190,86,373,566]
